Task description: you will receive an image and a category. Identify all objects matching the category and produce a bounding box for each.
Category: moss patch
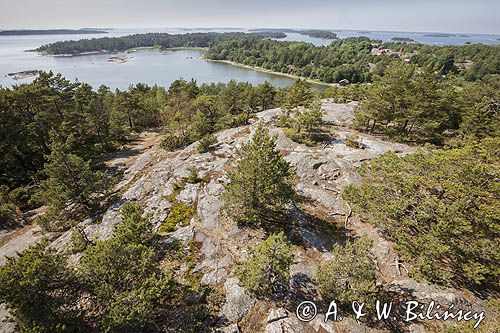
[159,183,196,233]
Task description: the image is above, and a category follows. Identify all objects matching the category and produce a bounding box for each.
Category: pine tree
[235,232,293,297]
[80,202,175,332]
[343,138,500,289]
[317,236,378,306]
[222,125,295,226]
[33,137,111,229]
[283,79,315,110]
[0,241,83,332]
[295,100,324,136]
[256,81,277,110]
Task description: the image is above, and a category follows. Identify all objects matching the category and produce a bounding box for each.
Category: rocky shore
[6,70,41,80]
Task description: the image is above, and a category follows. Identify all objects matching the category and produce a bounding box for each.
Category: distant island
[391,37,417,43]
[0,28,109,36]
[250,28,338,39]
[249,28,297,33]
[300,30,338,39]
[423,33,456,38]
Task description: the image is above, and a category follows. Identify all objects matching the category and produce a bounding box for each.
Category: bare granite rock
[176,183,200,204]
[216,323,241,333]
[320,100,358,126]
[196,180,224,229]
[409,324,427,333]
[0,304,15,333]
[267,308,288,323]
[0,224,43,266]
[264,316,303,333]
[221,278,256,323]
[309,314,337,333]
[388,279,458,305]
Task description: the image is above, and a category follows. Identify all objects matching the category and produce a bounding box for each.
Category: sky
[1,0,499,34]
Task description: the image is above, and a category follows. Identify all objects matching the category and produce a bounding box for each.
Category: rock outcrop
[3,101,479,332]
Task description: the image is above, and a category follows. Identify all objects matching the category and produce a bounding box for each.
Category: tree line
[249,28,338,39]
[206,37,499,83]
[206,37,377,83]
[299,30,338,39]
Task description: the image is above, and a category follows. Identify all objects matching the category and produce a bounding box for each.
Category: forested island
[0,28,108,36]
[390,36,417,42]
[299,30,338,39]
[250,28,338,39]
[35,32,286,55]
[424,33,456,37]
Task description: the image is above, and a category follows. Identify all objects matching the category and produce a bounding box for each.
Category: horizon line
[1,26,499,37]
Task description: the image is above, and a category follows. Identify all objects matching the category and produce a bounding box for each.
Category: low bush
[283,128,330,146]
[344,133,363,149]
[317,236,378,306]
[197,134,217,153]
[160,134,191,151]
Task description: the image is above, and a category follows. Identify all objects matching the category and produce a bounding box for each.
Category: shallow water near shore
[0,48,302,90]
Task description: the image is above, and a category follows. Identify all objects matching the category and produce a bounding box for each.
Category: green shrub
[160,134,190,151]
[235,232,293,297]
[344,134,363,149]
[197,134,217,153]
[7,185,33,210]
[186,168,202,184]
[214,113,249,131]
[343,138,500,290]
[160,201,196,233]
[0,185,21,229]
[69,224,89,253]
[283,128,330,147]
[0,241,83,332]
[0,203,18,229]
[317,236,378,306]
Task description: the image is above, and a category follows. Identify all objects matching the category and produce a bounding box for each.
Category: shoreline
[204,58,336,88]
[38,46,209,58]
[35,48,334,88]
